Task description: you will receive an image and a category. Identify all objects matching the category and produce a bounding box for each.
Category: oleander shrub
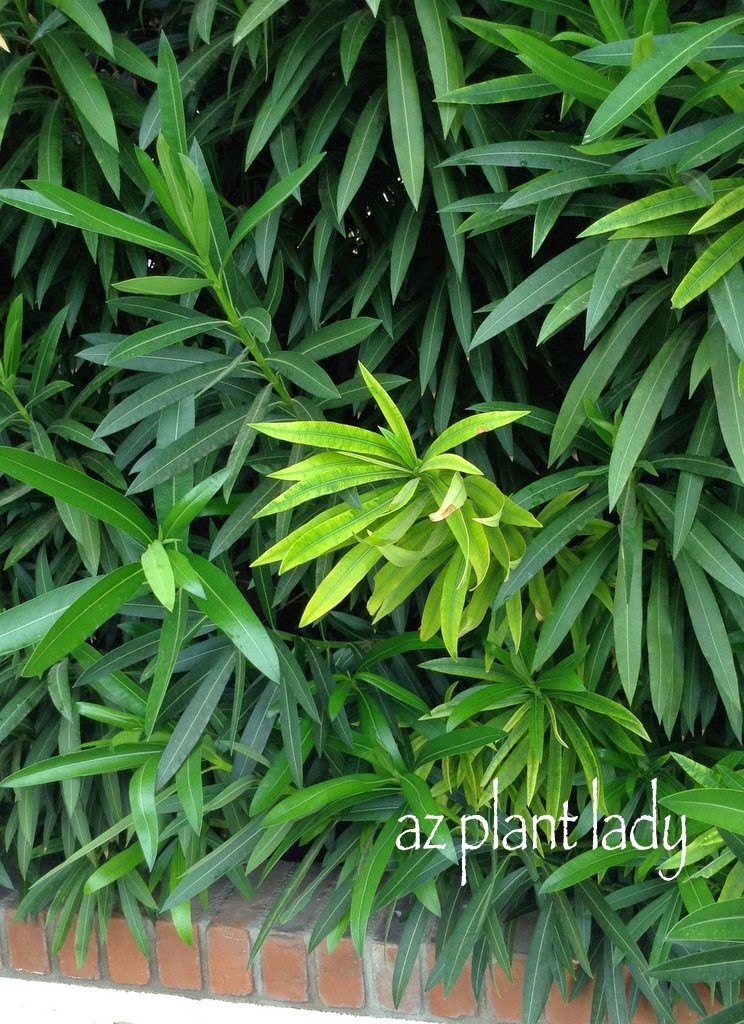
[0,1,744,1019]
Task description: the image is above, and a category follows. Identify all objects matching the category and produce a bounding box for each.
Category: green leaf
[675,550,742,740]
[228,154,325,256]
[175,747,203,835]
[472,239,602,348]
[145,589,188,738]
[50,0,114,56]
[415,725,504,766]
[294,318,381,361]
[263,775,394,827]
[22,564,145,677]
[413,0,463,136]
[710,264,744,362]
[336,88,386,218]
[185,554,279,681]
[40,34,118,150]
[129,757,159,870]
[84,844,145,895]
[522,901,556,1024]
[673,399,718,557]
[0,183,196,265]
[550,283,668,463]
[300,543,382,626]
[585,16,744,142]
[95,359,237,438]
[439,551,468,658]
[711,327,744,484]
[661,788,744,836]
[0,679,46,746]
[497,26,612,106]
[0,54,33,151]
[141,540,176,611]
[495,493,608,606]
[253,419,400,462]
[667,900,744,943]
[265,352,339,400]
[161,819,265,910]
[0,579,101,658]
[428,870,498,995]
[156,649,234,788]
[390,203,424,303]
[359,363,417,465]
[350,816,402,953]
[425,411,530,460]
[541,847,644,894]
[437,74,559,105]
[340,10,374,84]
[0,447,155,544]
[586,239,648,338]
[608,324,694,509]
[674,221,744,308]
[127,409,248,495]
[649,948,744,984]
[578,882,674,1024]
[678,116,744,172]
[393,901,429,1008]
[161,469,229,539]
[386,16,425,209]
[533,531,616,670]
[234,0,292,43]
[113,276,209,296]
[0,743,164,788]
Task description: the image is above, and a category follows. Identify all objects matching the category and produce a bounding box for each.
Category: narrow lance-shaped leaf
[608,324,695,509]
[157,32,187,156]
[386,16,425,209]
[0,182,197,265]
[0,744,164,789]
[22,564,145,677]
[227,154,325,257]
[130,757,159,870]
[185,554,280,682]
[472,239,603,348]
[675,550,742,740]
[711,326,744,484]
[49,0,114,56]
[585,16,744,142]
[156,650,235,789]
[0,448,154,544]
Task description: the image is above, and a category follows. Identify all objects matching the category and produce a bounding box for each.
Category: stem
[4,384,31,424]
[210,273,293,408]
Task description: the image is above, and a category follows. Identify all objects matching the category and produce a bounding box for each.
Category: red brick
[485,956,525,1023]
[207,922,254,996]
[106,915,150,986]
[261,933,308,1002]
[155,919,201,990]
[545,976,595,1024]
[5,910,50,974]
[316,937,364,1008]
[57,924,100,980]
[370,939,422,1014]
[427,947,477,1019]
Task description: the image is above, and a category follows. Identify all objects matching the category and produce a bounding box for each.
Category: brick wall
[0,866,722,1023]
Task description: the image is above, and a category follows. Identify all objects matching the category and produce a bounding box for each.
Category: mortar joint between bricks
[246,922,265,998]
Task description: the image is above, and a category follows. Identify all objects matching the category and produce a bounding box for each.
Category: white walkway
[0,976,434,1023]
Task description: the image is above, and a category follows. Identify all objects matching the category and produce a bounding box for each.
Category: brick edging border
[0,864,722,1023]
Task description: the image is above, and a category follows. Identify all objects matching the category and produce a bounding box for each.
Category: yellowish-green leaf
[141,540,176,611]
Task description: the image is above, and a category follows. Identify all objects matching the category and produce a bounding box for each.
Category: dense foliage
[1,0,744,1019]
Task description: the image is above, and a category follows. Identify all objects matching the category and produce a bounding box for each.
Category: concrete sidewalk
[0,976,434,1024]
